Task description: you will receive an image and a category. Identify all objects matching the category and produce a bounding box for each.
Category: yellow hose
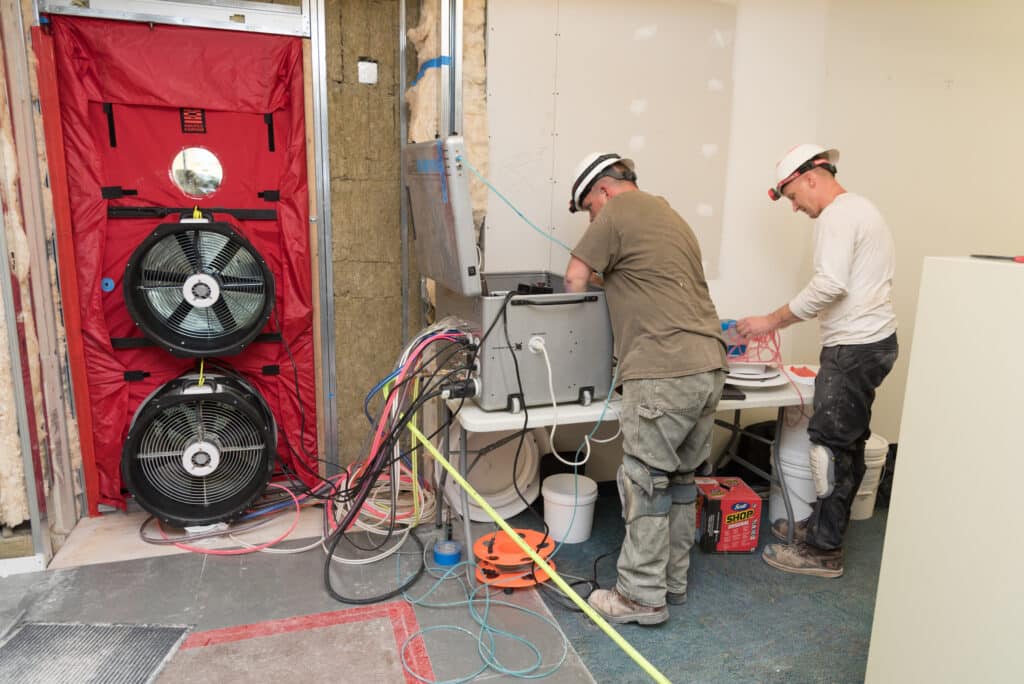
[406,422,670,684]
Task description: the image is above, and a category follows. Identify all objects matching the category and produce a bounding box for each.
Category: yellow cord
[197,358,205,386]
[410,377,421,524]
[406,422,671,684]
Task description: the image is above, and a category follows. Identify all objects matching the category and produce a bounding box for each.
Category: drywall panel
[485,0,735,276]
[866,257,1024,682]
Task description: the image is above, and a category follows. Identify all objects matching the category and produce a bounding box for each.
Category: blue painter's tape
[409,55,452,87]
[433,539,462,567]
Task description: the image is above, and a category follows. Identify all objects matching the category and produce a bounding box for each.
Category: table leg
[436,405,453,529]
[719,409,743,469]
[772,408,796,544]
[459,424,476,583]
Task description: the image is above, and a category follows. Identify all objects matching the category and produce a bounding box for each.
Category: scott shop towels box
[695,477,762,553]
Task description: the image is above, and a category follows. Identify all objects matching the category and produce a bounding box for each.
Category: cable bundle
[322,318,478,603]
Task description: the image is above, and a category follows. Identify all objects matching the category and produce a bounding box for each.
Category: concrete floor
[1,508,596,683]
[1,494,887,683]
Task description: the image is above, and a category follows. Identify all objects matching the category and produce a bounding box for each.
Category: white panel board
[866,257,1024,682]
[482,0,561,272]
[486,0,736,276]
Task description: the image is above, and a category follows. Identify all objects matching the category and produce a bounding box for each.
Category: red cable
[158,482,301,555]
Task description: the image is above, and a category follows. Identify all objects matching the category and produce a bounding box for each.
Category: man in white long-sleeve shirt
[737,144,898,578]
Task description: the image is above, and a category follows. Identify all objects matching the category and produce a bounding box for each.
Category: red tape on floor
[181,601,433,683]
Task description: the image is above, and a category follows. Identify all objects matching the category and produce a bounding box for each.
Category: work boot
[762,542,844,578]
[771,517,809,543]
[587,588,668,625]
[666,591,687,606]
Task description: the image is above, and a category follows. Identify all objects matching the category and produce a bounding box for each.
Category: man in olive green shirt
[565,152,728,625]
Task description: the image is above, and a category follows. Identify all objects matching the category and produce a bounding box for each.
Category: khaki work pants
[615,371,726,607]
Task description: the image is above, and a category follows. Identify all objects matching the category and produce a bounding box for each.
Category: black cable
[322,389,444,602]
[538,548,619,613]
[363,338,471,423]
[499,294,548,533]
[322,529,426,604]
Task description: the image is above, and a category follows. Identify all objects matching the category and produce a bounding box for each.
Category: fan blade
[196,400,205,441]
[174,232,201,271]
[220,280,265,293]
[212,298,237,331]
[207,240,241,273]
[142,268,190,284]
[167,299,193,328]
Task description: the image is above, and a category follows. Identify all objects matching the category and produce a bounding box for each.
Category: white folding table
[441,376,815,550]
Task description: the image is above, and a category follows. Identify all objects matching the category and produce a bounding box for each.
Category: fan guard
[121,372,277,527]
[124,221,275,357]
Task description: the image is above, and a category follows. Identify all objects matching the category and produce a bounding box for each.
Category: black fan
[121,372,277,527]
[124,221,274,357]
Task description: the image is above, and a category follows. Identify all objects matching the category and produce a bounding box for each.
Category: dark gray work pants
[805,333,898,550]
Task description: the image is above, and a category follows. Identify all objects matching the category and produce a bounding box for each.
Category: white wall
[486,0,1024,475]
[817,0,1024,446]
[485,0,736,277]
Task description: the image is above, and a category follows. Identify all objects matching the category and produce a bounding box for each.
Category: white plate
[726,367,780,380]
[727,362,771,376]
[725,372,791,389]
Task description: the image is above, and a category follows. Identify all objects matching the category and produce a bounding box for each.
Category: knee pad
[669,473,697,505]
[809,444,836,498]
[617,457,672,523]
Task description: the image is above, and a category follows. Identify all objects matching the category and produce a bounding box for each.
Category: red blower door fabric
[49,16,317,508]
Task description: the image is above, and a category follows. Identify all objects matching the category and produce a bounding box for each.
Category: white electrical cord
[532,338,589,467]
[324,468,437,566]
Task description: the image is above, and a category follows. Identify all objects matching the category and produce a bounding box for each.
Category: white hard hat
[768,143,839,201]
[569,152,636,213]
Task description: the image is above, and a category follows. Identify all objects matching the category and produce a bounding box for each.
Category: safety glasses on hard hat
[767,157,837,201]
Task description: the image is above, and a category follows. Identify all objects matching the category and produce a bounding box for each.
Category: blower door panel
[50,16,315,509]
[89,102,290,207]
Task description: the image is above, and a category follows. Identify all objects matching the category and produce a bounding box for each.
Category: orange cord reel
[472,528,555,589]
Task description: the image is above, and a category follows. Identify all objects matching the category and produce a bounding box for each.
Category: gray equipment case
[436,272,613,412]
[405,135,613,412]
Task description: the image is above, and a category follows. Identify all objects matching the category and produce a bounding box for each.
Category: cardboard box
[695,476,762,553]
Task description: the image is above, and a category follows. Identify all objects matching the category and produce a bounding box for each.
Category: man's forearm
[769,303,800,330]
[736,303,801,338]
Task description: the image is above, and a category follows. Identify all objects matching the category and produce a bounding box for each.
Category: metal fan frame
[121,372,277,527]
[123,221,276,357]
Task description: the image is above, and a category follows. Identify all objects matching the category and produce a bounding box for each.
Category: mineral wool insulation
[407,0,489,227]
[0,106,30,528]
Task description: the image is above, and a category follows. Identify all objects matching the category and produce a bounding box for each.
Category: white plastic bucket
[440,429,541,522]
[850,433,889,520]
[542,474,599,544]
[768,408,816,524]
